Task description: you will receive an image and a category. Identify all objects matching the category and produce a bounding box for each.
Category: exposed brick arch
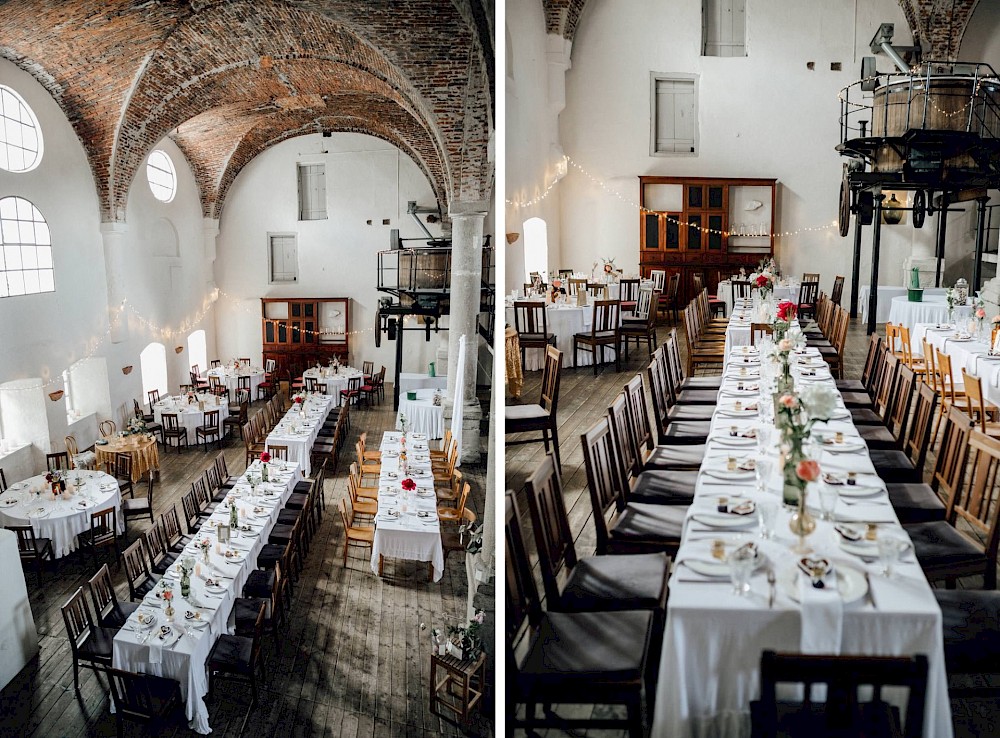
[0,0,493,224]
[896,0,981,61]
[543,0,590,42]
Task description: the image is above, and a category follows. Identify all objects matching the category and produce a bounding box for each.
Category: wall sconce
[882,193,906,225]
[506,232,520,245]
[122,365,133,375]
[48,390,64,402]
[175,346,184,354]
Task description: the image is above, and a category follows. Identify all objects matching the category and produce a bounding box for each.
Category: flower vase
[788,486,817,553]
[262,463,269,482]
[202,547,209,565]
[164,604,174,621]
[180,570,191,598]
[781,446,805,508]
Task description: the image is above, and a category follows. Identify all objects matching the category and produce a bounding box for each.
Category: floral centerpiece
[447,610,486,661]
[974,294,986,335]
[401,477,416,492]
[45,470,66,495]
[194,536,212,563]
[260,451,271,482]
[399,412,409,436]
[752,271,774,300]
[162,587,175,619]
[602,257,617,280]
[125,416,148,436]
[946,288,957,323]
[773,301,797,341]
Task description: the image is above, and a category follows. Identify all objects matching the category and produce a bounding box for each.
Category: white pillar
[100,222,129,343]
[202,218,219,292]
[445,204,487,464]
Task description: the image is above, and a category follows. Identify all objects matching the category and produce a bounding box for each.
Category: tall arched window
[1,196,53,297]
[139,343,168,400]
[523,217,548,284]
[187,330,207,378]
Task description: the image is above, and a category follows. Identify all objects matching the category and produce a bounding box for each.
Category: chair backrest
[524,452,579,606]
[239,357,251,366]
[755,650,928,738]
[581,416,627,555]
[304,376,317,392]
[65,435,81,458]
[161,413,180,431]
[87,563,120,622]
[624,375,655,457]
[873,353,900,420]
[619,278,640,303]
[268,444,288,461]
[115,452,132,481]
[961,370,991,434]
[0,468,6,493]
[887,364,917,441]
[632,287,655,322]
[362,360,374,376]
[338,497,355,530]
[750,323,774,346]
[934,348,963,402]
[860,334,884,392]
[122,538,150,591]
[731,279,751,301]
[215,453,230,481]
[921,339,938,392]
[46,451,70,471]
[539,346,563,415]
[161,504,184,548]
[590,299,619,334]
[797,280,819,307]
[201,409,219,429]
[649,269,666,292]
[181,491,199,530]
[147,389,160,405]
[607,391,640,483]
[645,359,671,443]
[950,430,1000,562]
[265,358,276,373]
[90,506,117,545]
[61,587,96,652]
[666,272,680,300]
[505,491,543,680]
[513,301,547,335]
[586,282,608,300]
[107,667,176,723]
[10,524,41,554]
[933,405,975,501]
[830,275,845,305]
[903,382,938,471]
[143,523,166,568]
[567,277,587,296]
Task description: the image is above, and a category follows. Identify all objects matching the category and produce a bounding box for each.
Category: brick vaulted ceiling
[0,0,494,221]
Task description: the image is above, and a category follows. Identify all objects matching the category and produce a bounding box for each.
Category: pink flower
[778,338,794,352]
[976,307,986,319]
[796,459,821,483]
[779,394,797,409]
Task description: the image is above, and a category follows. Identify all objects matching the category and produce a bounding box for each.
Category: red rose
[401,478,417,491]
[755,275,769,287]
[796,459,821,483]
[777,300,796,321]
[260,452,271,463]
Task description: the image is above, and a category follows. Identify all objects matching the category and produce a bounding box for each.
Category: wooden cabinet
[639,176,776,302]
[261,297,350,377]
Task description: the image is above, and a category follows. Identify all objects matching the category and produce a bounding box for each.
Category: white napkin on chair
[799,570,843,654]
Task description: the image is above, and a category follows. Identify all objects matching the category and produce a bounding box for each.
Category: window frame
[0,195,54,298]
[297,162,328,221]
[649,73,699,158]
[146,149,177,203]
[0,84,44,173]
[702,0,748,58]
[267,232,299,284]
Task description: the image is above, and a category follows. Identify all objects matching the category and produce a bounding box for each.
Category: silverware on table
[767,568,776,609]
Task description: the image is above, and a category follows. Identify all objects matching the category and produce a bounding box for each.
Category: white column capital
[448,203,489,219]
[99,221,128,237]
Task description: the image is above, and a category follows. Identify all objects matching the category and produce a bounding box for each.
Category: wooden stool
[429,651,486,726]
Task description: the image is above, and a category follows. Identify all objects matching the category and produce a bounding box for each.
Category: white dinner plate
[2,498,19,507]
[135,612,158,629]
[416,489,435,498]
[781,564,868,605]
[822,440,867,454]
[683,553,764,578]
[28,508,50,518]
[702,468,755,482]
[204,582,227,594]
[690,512,757,528]
[716,407,759,417]
[710,435,757,447]
[836,484,885,499]
[186,618,210,629]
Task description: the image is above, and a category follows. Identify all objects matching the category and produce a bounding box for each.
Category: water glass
[755,457,773,494]
[728,546,756,596]
[817,482,839,521]
[877,536,906,577]
[757,499,779,540]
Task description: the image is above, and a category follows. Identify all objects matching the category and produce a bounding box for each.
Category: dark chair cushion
[750,699,901,738]
[519,332,555,343]
[256,544,285,570]
[642,444,707,471]
[858,424,898,450]
[123,498,151,513]
[629,470,698,505]
[208,633,254,670]
[234,596,270,637]
[610,503,686,543]
[886,483,946,524]
[78,626,118,661]
[667,405,715,422]
[836,379,867,393]
[268,524,295,545]
[850,407,885,425]
[285,492,308,510]
[680,377,723,390]
[99,601,141,629]
[293,480,312,494]
[662,421,711,444]
[674,389,718,405]
[905,521,988,574]
[243,568,276,599]
[840,391,873,408]
[277,509,300,525]
[935,590,1000,674]
[869,449,920,484]
[560,552,670,614]
[518,610,652,690]
[574,330,618,341]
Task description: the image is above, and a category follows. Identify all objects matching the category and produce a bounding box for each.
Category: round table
[95,434,160,481]
[153,395,230,437]
[886,294,972,329]
[504,303,596,371]
[206,366,265,397]
[0,470,124,558]
[396,388,445,439]
[303,366,364,403]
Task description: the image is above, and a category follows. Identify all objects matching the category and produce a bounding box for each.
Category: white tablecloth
[858,286,949,324]
[912,323,1000,401]
[265,394,334,477]
[887,294,972,329]
[112,459,298,734]
[651,346,952,738]
[302,366,364,405]
[0,470,124,558]
[153,395,229,437]
[371,431,443,581]
[0,529,36,691]
[718,280,800,318]
[205,367,265,397]
[505,303,602,371]
[396,388,445,440]
[398,373,448,392]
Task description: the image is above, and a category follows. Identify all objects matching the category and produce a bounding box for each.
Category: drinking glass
[877,536,905,577]
[728,546,756,596]
[817,482,839,521]
[757,499,778,540]
[755,457,773,495]
[756,426,772,457]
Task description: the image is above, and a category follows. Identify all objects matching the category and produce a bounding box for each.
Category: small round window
[0,85,43,172]
[146,150,177,203]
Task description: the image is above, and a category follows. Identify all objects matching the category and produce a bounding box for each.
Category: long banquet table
[112,458,298,734]
[912,322,1000,403]
[651,322,952,737]
[265,393,335,477]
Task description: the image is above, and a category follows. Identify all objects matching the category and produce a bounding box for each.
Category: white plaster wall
[214,132,447,381]
[0,58,213,472]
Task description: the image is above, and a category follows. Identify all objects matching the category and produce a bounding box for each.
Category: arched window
[146,150,177,203]
[0,85,43,172]
[139,343,168,400]
[523,217,548,284]
[187,330,207,378]
[1,196,53,297]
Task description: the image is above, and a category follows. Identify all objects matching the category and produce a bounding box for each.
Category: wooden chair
[161,413,188,453]
[46,451,70,471]
[122,538,159,601]
[224,393,249,439]
[437,475,471,522]
[121,471,155,527]
[206,600,267,735]
[65,435,96,470]
[692,273,724,317]
[239,357,251,366]
[112,452,134,499]
[339,376,362,406]
[573,300,621,374]
[655,272,681,325]
[348,473,378,519]
[432,442,460,499]
[796,279,820,320]
[267,444,289,462]
[180,491,202,534]
[506,492,657,738]
[830,274,845,305]
[77,506,119,568]
[338,498,374,568]
[513,300,556,368]
[731,279,751,303]
[868,380,937,484]
[195,409,221,450]
[61,587,116,693]
[896,325,926,377]
[87,562,139,629]
[8,524,54,577]
[934,589,1000,694]
[932,348,971,443]
[586,282,608,300]
[99,420,117,439]
[567,277,588,296]
[618,277,641,315]
[961,369,1000,438]
[620,288,659,362]
[750,322,774,346]
[681,307,724,375]
[190,370,210,392]
[751,650,928,738]
[107,667,183,738]
[147,389,161,406]
[505,346,564,469]
[161,504,192,552]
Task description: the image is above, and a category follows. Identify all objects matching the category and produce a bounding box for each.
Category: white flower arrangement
[797,383,839,423]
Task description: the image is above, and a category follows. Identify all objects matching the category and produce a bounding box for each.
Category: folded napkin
[147,626,181,663]
[799,570,843,654]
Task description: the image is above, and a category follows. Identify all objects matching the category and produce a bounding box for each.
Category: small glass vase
[202,547,209,564]
[180,570,191,598]
[781,447,805,508]
[164,604,175,621]
[789,486,817,554]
